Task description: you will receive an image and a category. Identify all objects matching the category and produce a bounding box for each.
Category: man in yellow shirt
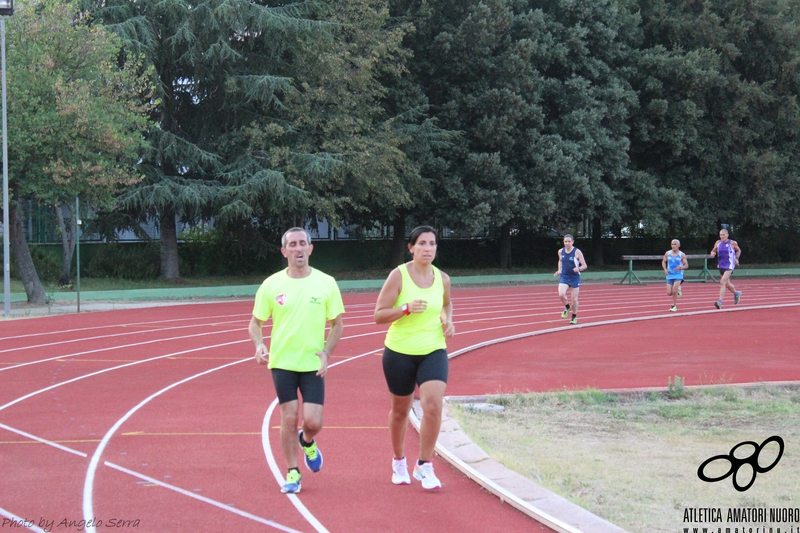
[248,227,344,494]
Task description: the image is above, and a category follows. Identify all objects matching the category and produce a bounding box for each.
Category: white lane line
[0,508,47,533]
[259,349,379,533]
[0,340,246,413]
[0,319,247,355]
[82,359,251,533]
[0,329,246,373]
[7,291,798,533]
[448,302,800,360]
[104,462,304,533]
[0,312,252,342]
[413,301,800,533]
[0,418,302,532]
[0,422,87,458]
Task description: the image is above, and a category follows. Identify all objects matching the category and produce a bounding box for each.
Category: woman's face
[409,232,437,263]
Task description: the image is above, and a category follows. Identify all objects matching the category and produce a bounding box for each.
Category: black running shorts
[271,368,325,405]
[382,347,448,397]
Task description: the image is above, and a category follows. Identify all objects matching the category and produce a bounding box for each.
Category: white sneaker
[392,457,410,485]
[412,461,442,489]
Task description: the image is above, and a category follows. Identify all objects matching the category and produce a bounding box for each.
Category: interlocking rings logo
[697,435,784,492]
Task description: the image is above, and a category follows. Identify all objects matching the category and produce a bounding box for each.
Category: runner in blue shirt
[554,234,587,325]
[662,239,688,312]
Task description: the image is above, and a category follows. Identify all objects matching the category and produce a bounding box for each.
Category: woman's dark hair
[408,225,438,246]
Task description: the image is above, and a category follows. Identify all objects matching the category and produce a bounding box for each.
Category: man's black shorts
[271,368,324,405]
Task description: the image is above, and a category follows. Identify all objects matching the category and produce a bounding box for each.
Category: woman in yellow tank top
[374,226,455,489]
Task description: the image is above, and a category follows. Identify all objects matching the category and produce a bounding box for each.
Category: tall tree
[392,0,552,267]
[632,0,800,233]
[268,0,457,268]
[84,0,319,278]
[393,0,642,266]
[6,0,152,303]
[530,0,641,264]
[271,0,411,226]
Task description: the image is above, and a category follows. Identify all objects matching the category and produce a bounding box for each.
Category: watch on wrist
[401,303,411,316]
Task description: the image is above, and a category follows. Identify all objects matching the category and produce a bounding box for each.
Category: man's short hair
[282,227,312,248]
[563,234,574,241]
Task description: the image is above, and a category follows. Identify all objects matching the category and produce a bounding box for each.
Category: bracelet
[256,341,265,347]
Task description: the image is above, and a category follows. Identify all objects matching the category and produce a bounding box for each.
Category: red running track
[1,278,798,532]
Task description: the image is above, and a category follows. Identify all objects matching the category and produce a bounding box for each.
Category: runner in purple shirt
[709,228,742,309]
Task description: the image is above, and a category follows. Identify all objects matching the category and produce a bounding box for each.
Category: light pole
[1,0,13,318]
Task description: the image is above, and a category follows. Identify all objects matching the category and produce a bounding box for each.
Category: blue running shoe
[299,430,323,472]
[714,300,722,309]
[734,291,741,305]
[281,470,302,494]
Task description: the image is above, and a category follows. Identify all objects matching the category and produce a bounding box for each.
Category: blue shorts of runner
[718,268,734,276]
[382,347,448,397]
[271,368,324,405]
[666,278,683,285]
[559,275,581,289]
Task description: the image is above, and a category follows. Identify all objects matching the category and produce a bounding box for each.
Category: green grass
[9,261,800,293]
[450,385,800,533]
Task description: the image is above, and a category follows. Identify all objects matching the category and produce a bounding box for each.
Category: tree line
[5,0,800,303]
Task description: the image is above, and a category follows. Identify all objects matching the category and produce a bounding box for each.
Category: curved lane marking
[259,349,380,533]
[81,359,303,533]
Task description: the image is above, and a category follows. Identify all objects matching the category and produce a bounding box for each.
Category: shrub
[85,243,160,279]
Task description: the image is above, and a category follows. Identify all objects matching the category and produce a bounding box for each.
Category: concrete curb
[409,400,630,533]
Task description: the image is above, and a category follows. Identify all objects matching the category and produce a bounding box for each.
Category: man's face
[281,231,313,268]
[671,240,680,251]
[563,236,574,248]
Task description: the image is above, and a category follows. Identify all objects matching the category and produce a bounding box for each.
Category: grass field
[450,385,800,533]
[10,262,800,293]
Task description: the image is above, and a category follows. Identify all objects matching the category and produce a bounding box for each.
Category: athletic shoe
[677,286,682,297]
[714,300,722,309]
[734,291,742,305]
[413,461,442,490]
[299,431,323,472]
[569,317,578,325]
[281,470,302,494]
[670,306,677,312]
[561,308,569,319]
[392,457,410,485]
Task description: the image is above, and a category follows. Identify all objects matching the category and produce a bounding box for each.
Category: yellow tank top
[384,263,446,355]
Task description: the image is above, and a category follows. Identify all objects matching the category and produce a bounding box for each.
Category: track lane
[1,279,798,532]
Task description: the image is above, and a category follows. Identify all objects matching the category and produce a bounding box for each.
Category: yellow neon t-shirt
[384,263,446,355]
[252,268,344,372]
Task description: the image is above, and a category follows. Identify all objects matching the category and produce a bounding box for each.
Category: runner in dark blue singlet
[554,234,587,325]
